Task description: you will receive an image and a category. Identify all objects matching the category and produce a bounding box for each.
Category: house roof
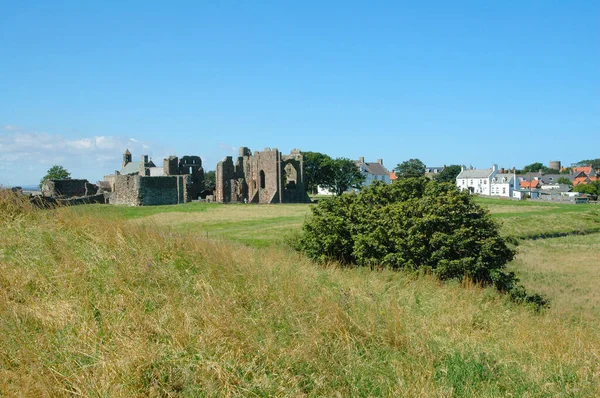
[363,162,389,176]
[573,166,593,175]
[539,174,573,183]
[539,184,572,193]
[492,173,515,183]
[389,171,396,181]
[520,180,540,189]
[121,161,142,175]
[457,167,494,179]
[425,166,444,173]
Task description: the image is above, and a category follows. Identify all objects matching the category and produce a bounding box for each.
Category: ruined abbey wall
[111,175,191,206]
[42,179,98,198]
[105,151,204,206]
[215,147,310,204]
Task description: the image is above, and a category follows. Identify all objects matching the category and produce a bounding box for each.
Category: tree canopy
[521,162,545,173]
[40,165,71,189]
[298,178,546,308]
[573,181,600,199]
[556,177,573,186]
[321,158,365,196]
[302,151,334,195]
[434,165,462,183]
[575,158,600,168]
[395,158,426,179]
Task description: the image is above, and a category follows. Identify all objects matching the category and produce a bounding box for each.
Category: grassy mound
[1,194,599,396]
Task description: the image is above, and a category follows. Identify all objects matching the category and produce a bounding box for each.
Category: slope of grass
[509,233,600,321]
[78,203,312,247]
[1,194,600,396]
[475,198,600,238]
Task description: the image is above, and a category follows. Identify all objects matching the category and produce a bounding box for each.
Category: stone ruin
[37,179,105,207]
[215,147,310,204]
[102,150,205,206]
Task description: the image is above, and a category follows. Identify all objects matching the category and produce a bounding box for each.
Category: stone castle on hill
[216,147,310,204]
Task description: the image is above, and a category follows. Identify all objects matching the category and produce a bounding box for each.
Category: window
[483,180,487,184]
[503,187,506,194]
[260,170,266,189]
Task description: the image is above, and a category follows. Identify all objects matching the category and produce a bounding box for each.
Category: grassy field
[2,194,600,396]
[76,198,600,321]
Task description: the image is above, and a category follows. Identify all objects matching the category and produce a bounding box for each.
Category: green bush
[299,178,546,307]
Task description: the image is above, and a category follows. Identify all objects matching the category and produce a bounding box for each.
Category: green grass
[2,194,600,396]
[76,202,313,247]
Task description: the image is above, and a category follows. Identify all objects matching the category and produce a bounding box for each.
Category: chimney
[359,157,365,164]
[141,155,149,165]
[492,164,498,172]
[377,158,383,165]
[461,165,465,172]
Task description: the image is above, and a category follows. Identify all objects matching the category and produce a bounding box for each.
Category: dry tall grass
[1,192,599,396]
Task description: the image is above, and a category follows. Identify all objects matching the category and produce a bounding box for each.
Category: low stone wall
[42,179,98,198]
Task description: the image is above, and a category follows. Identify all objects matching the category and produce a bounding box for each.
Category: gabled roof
[457,167,494,179]
[492,173,515,184]
[573,175,590,186]
[520,180,540,189]
[425,166,444,173]
[121,161,142,175]
[363,162,389,176]
[573,166,593,175]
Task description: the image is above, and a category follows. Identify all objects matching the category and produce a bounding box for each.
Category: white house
[456,165,498,195]
[490,173,517,198]
[356,157,391,187]
[317,157,390,195]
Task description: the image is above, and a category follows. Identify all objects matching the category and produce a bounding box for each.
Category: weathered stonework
[104,150,204,206]
[215,147,310,204]
[42,179,98,198]
[112,175,191,206]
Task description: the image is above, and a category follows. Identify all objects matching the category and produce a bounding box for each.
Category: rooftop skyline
[1,1,598,186]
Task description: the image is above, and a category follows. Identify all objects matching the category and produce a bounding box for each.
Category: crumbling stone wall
[42,179,98,198]
[105,151,205,206]
[111,175,191,206]
[178,156,204,200]
[215,147,310,204]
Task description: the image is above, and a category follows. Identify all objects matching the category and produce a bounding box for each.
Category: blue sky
[1,1,598,186]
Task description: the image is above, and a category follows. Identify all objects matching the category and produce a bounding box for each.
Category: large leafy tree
[434,165,462,183]
[302,151,334,195]
[322,158,365,196]
[522,162,546,173]
[395,158,426,179]
[39,165,71,189]
[298,178,546,308]
[573,181,600,199]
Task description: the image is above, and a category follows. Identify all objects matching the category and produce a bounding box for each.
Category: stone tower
[122,149,132,168]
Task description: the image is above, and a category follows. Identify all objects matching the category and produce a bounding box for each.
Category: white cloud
[0,130,155,186]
